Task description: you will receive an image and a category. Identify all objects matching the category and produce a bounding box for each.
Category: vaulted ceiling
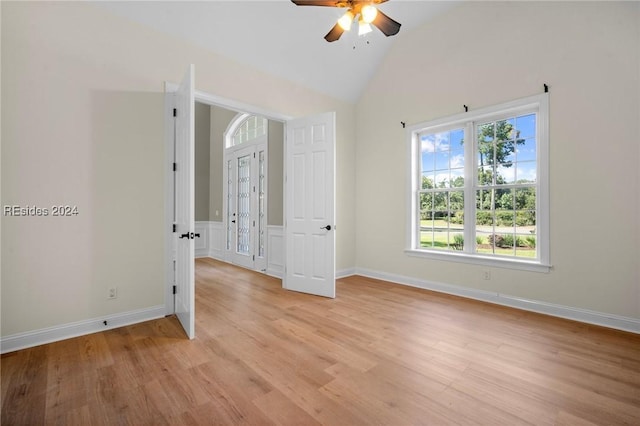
[96,1,459,103]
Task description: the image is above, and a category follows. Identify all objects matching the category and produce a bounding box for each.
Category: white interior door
[174,64,195,339]
[284,112,335,298]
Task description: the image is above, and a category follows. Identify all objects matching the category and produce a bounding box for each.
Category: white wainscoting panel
[195,222,282,276]
[209,222,225,260]
[195,221,225,260]
[194,222,208,258]
[267,226,284,278]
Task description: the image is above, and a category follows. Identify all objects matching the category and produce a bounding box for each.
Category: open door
[174,65,195,338]
[284,112,336,298]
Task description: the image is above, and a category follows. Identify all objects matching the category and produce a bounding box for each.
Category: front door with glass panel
[224,115,268,272]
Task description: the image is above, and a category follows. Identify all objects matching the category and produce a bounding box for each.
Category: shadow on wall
[90,91,165,316]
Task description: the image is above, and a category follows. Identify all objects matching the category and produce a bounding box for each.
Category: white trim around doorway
[164,84,292,315]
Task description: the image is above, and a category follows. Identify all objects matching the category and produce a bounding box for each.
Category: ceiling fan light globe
[338,11,354,31]
[358,20,373,36]
[361,5,378,24]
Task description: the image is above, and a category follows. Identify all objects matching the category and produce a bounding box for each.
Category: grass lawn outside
[419,220,537,259]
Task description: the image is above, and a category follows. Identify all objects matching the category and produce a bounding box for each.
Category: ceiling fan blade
[371,9,401,37]
[291,0,342,6]
[324,22,345,42]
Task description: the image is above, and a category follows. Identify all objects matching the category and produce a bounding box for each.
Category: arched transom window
[228,114,268,148]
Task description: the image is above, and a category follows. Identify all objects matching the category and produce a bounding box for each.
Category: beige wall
[208,105,236,222]
[194,102,210,221]
[1,1,356,337]
[638,5,640,317]
[268,121,284,226]
[10,1,631,338]
[356,1,640,319]
[0,3,4,336]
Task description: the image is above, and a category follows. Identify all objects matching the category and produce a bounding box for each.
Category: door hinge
[172,224,177,233]
[173,285,177,295]
[173,162,177,172]
[173,108,177,117]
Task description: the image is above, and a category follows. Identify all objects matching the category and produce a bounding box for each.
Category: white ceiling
[96,1,459,103]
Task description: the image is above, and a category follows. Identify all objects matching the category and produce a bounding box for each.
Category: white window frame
[405,93,550,272]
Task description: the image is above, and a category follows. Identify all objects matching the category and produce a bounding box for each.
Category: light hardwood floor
[2,258,640,425]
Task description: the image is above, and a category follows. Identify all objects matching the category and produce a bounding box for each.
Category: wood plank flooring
[2,257,640,425]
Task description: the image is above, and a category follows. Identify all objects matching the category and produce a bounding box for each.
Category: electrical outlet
[108,287,118,299]
[483,271,491,280]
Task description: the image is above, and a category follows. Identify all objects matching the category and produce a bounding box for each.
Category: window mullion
[463,121,475,253]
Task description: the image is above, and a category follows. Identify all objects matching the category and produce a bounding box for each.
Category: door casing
[164,86,338,320]
[164,87,292,316]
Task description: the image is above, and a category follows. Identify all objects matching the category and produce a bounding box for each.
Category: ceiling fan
[291,0,401,42]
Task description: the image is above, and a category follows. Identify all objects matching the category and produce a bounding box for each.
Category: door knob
[179,232,200,239]
[321,225,332,231]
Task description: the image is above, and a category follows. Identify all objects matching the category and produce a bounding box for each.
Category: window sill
[405,249,551,273]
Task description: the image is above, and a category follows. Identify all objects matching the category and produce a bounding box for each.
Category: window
[406,94,549,272]
[228,114,268,148]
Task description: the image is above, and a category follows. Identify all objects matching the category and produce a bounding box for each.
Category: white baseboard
[265,269,283,279]
[336,267,356,279]
[0,305,166,354]
[353,268,640,334]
